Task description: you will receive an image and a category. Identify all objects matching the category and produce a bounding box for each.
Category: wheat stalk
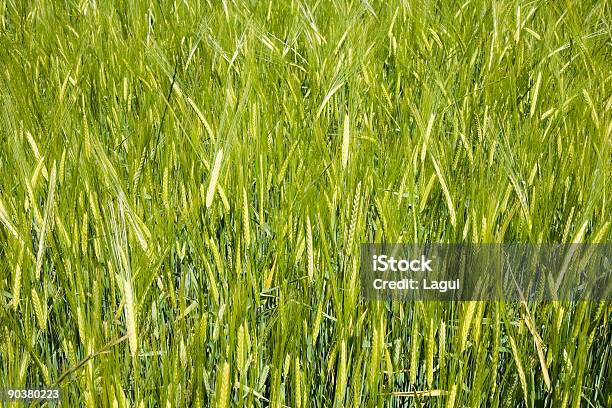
[341,113,350,168]
[206,148,224,208]
[124,276,138,359]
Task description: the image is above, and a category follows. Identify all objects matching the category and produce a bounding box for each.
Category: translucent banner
[360,244,611,301]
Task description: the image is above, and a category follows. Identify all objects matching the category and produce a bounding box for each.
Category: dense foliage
[0,1,610,406]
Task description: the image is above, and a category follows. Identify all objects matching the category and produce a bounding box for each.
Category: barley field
[0,0,610,407]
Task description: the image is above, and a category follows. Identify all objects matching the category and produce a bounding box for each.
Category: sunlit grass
[0,0,610,406]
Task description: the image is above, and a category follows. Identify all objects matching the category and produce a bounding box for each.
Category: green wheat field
[0,0,611,406]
